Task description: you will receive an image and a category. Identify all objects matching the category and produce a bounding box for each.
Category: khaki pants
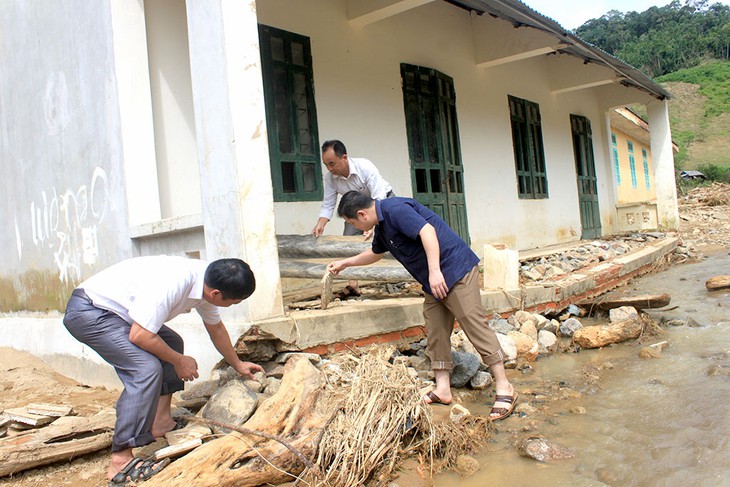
[423,266,504,370]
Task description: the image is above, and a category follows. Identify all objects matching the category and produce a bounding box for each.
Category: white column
[647,99,679,230]
[109,0,161,227]
[185,0,283,321]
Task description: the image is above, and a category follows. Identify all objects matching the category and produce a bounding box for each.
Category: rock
[454,454,480,477]
[496,333,518,361]
[449,404,472,423]
[235,339,278,362]
[201,381,259,434]
[537,330,558,354]
[450,351,481,388]
[573,317,642,349]
[533,314,549,329]
[567,304,585,317]
[638,340,669,359]
[569,406,586,415]
[408,355,431,372]
[560,318,583,337]
[515,310,537,328]
[489,317,515,334]
[469,370,493,390]
[609,306,639,323]
[275,352,322,365]
[180,380,219,401]
[265,377,281,395]
[520,321,538,341]
[458,334,486,369]
[707,365,730,377]
[514,402,536,416]
[243,379,263,393]
[543,319,560,334]
[517,436,576,462]
[507,331,539,361]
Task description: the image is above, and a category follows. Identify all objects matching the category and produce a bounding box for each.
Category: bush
[697,163,730,183]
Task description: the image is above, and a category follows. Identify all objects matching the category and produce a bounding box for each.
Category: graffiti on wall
[22,167,110,283]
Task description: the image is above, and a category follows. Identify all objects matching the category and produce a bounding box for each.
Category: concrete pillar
[185,0,283,321]
[646,100,679,230]
[109,0,161,227]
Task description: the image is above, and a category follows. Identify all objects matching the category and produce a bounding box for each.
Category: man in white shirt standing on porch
[312,139,394,300]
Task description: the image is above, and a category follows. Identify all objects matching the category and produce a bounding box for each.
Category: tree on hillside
[575,0,730,76]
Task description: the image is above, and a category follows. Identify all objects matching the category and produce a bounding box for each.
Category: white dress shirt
[80,256,221,333]
[318,157,393,219]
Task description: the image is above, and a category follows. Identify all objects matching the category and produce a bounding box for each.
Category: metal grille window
[642,148,651,189]
[508,96,548,199]
[627,141,638,188]
[259,25,322,201]
[611,133,621,185]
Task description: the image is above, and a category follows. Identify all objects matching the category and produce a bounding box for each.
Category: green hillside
[656,61,730,171]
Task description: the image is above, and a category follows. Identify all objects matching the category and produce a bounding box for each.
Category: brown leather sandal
[489,392,518,421]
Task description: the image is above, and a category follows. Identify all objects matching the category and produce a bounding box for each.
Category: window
[627,141,637,188]
[611,133,621,185]
[642,148,650,189]
[259,25,322,201]
[508,96,548,199]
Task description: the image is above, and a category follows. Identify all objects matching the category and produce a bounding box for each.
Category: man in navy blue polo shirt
[327,191,517,421]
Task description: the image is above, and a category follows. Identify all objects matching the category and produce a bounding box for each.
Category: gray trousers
[63,289,184,452]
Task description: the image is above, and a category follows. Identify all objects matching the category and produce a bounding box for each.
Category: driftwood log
[0,410,115,477]
[277,234,370,258]
[279,259,412,282]
[706,276,730,291]
[146,355,325,487]
[578,293,671,311]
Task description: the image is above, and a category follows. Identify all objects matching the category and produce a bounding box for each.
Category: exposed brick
[331,341,355,353]
[401,326,426,338]
[354,336,379,347]
[302,345,328,356]
[376,331,403,344]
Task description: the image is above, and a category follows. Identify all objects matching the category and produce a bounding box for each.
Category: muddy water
[436,254,730,487]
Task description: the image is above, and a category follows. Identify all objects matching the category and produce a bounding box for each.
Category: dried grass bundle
[309,347,492,486]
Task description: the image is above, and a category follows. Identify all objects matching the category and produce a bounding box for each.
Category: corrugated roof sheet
[445,0,672,100]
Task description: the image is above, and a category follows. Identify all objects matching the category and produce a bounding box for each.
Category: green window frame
[642,148,650,189]
[259,25,322,202]
[611,133,621,185]
[627,141,637,188]
[508,95,548,199]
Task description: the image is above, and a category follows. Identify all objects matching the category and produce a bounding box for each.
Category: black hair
[337,190,375,219]
[204,258,256,300]
[321,139,347,157]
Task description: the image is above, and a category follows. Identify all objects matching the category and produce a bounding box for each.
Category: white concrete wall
[0,1,135,310]
[260,0,623,253]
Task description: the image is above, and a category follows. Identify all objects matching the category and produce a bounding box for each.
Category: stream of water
[435,254,730,487]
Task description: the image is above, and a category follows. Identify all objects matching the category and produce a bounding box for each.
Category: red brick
[302,345,328,356]
[377,331,403,344]
[354,336,379,347]
[331,341,355,353]
[401,326,425,338]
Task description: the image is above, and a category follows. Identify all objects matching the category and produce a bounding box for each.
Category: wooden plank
[706,275,730,291]
[0,410,115,477]
[321,271,333,310]
[26,403,74,417]
[4,407,55,427]
[578,293,671,311]
[154,438,203,460]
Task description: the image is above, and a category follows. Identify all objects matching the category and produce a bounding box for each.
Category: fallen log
[146,355,325,487]
[280,259,413,282]
[0,410,115,477]
[277,234,370,258]
[578,293,671,311]
[706,276,730,291]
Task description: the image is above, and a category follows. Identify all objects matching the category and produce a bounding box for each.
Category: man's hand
[327,260,347,275]
[312,217,329,237]
[233,360,265,380]
[174,355,200,382]
[363,229,374,241]
[429,269,449,300]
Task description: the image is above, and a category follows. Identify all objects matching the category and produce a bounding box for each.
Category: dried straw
[308,346,492,486]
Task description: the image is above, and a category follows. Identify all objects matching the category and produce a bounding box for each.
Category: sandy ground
[1,184,728,486]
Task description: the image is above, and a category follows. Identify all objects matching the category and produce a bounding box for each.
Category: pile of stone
[519,233,667,283]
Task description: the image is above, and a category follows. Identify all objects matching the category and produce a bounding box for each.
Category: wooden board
[154,438,203,460]
[26,403,74,417]
[706,275,730,291]
[0,410,115,477]
[4,407,55,427]
[578,293,671,311]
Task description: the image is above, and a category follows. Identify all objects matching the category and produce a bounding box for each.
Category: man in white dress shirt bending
[312,139,394,299]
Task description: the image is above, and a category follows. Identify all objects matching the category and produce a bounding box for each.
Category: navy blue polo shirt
[372,197,479,297]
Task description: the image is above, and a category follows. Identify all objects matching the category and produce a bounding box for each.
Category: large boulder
[200,381,259,434]
[450,351,481,388]
[573,318,642,349]
[507,331,539,361]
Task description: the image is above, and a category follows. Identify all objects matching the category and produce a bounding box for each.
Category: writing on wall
[24,167,110,283]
